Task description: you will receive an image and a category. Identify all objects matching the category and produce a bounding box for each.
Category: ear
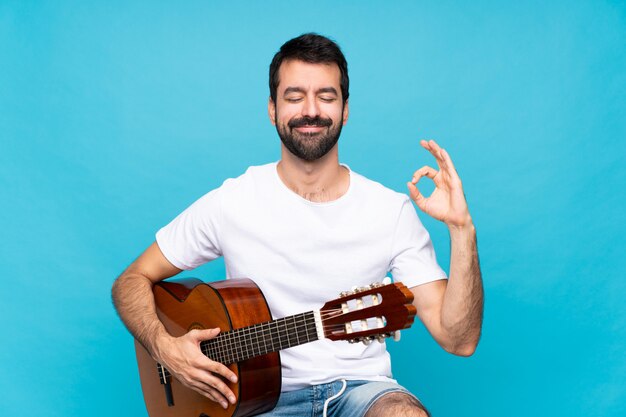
[268,97,276,126]
[342,100,349,125]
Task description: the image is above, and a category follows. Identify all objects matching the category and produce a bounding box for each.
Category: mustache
[288,116,332,129]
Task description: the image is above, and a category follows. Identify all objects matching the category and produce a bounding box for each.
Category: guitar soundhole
[199,414,210,417]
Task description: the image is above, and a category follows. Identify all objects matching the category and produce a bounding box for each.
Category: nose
[301,96,320,118]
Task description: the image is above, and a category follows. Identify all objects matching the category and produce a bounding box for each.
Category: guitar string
[198,307,389,352]
[198,323,381,365]
[197,308,344,345]
[163,308,395,371]
[204,319,316,357]
[162,321,355,373]
[193,305,390,353]
[203,318,317,348]
[200,313,318,355]
[199,314,388,359]
[162,301,400,370]
[198,308,369,353]
[195,299,399,363]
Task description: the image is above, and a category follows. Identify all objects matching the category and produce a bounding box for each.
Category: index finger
[196,365,238,405]
[190,328,239,383]
[200,354,238,384]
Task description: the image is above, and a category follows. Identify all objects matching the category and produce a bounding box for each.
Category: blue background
[1,1,625,416]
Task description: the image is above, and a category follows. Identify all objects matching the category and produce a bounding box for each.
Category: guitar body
[135,278,281,417]
[134,277,416,417]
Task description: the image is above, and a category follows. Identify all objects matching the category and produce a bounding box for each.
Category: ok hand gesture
[407,140,472,229]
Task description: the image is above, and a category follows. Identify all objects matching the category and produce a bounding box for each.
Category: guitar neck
[199,311,322,365]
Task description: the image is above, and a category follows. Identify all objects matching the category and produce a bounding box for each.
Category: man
[112,33,483,417]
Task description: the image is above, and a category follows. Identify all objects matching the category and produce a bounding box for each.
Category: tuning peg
[340,291,351,297]
[362,337,371,345]
[376,335,385,343]
[393,331,401,342]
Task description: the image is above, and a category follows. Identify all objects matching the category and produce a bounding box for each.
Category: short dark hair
[269,33,349,104]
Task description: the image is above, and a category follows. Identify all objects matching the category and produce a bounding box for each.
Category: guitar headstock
[319,281,416,345]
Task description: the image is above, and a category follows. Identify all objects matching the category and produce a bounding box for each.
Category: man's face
[269,60,349,162]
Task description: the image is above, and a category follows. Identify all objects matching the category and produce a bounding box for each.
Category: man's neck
[277,146,350,203]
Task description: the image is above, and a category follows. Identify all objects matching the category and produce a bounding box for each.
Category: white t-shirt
[156,162,447,391]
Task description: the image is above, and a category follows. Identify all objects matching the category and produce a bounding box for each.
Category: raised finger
[429,140,450,167]
[420,139,446,168]
[440,148,460,178]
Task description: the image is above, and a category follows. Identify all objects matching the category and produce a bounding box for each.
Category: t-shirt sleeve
[389,197,447,287]
[155,189,223,270]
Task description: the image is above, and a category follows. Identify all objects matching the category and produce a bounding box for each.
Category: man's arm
[407,140,484,356]
[111,242,238,409]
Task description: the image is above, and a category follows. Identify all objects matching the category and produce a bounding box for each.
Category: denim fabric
[254,380,417,417]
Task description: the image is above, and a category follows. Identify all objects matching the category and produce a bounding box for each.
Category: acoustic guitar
[135,278,416,417]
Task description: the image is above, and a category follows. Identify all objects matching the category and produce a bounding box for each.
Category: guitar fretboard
[199,311,319,365]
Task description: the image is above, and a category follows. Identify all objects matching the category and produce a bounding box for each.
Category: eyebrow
[283,86,338,96]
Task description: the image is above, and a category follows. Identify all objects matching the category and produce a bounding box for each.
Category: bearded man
[112,33,483,417]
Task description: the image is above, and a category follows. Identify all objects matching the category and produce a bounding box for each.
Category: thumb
[407,182,426,210]
[189,327,221,342]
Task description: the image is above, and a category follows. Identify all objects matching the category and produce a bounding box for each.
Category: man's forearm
[440,222,483,355]
[111,273,170,358]
[111,268,240,405]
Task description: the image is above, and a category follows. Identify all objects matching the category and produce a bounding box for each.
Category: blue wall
[1,1,624,416]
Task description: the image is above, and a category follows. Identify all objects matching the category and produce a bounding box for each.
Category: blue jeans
[255,380,421,417]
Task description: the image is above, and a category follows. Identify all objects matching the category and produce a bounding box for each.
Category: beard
[275,114,343,162]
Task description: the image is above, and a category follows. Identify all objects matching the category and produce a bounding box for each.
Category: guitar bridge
[157,363,174,407]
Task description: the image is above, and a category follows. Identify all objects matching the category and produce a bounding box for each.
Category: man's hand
[407,139,472,228]
[154,328,238,409]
